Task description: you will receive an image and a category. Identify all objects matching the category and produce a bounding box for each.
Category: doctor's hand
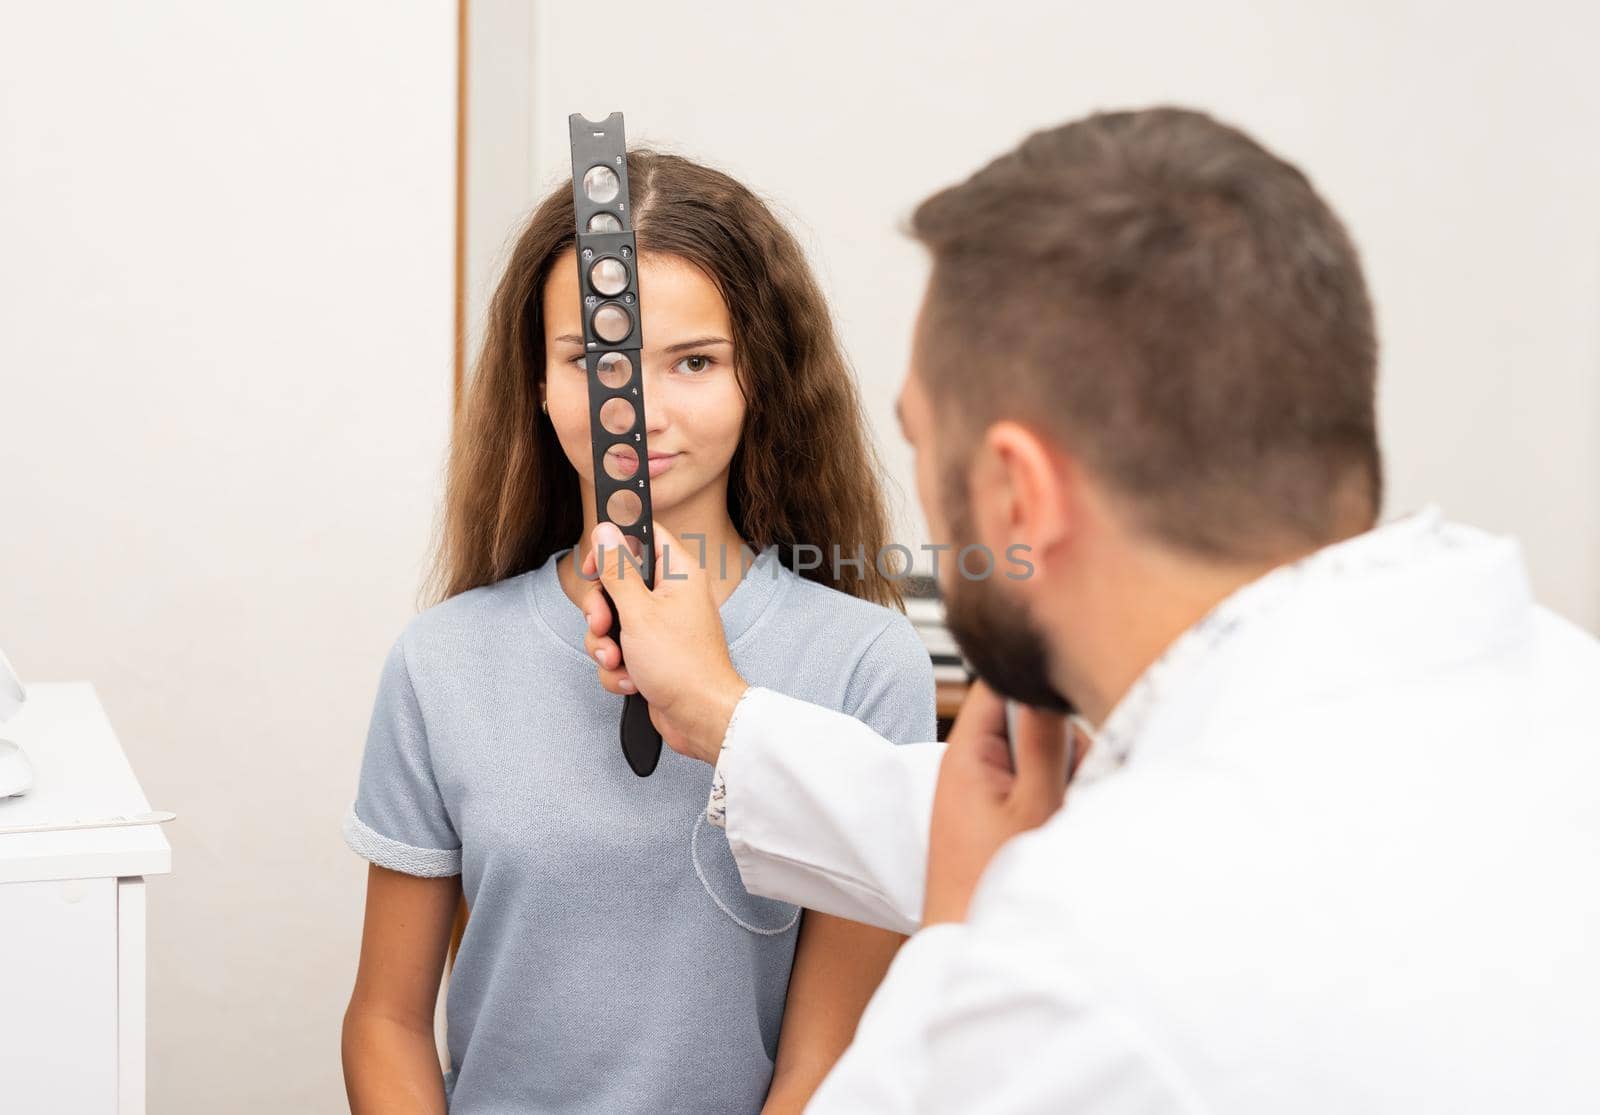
[580,520,748,766]
[923,682,1071,926]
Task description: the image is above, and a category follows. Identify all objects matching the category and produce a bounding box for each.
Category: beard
[939,469,1075,714]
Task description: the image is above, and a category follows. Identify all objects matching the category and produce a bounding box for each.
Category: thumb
[1009,704,1070,818]
[946,681,1013,779]
[647,518,706,594]
[590,522,650,616]
[950,680,1007,755]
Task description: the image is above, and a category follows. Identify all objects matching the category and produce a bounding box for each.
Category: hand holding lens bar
[569,112,664,777]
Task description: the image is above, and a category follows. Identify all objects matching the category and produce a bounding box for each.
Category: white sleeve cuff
[705,684,758,829]
[707,761,729,829]
[716,687,940,934]
[342,803,462,877]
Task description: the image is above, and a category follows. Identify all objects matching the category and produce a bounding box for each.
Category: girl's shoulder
[778,568,907,632]
[761,566,928,676]
[752,568,935,742]
[392,568,546,675]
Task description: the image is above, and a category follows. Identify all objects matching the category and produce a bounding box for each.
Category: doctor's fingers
[590,523,652,613]
[598,664,635,696]
[585,644,635,695]
[580,619,635,694]
[581,584,614,637]
[584,628,621,668]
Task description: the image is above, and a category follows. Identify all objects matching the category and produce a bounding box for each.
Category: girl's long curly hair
[428,150,903,609]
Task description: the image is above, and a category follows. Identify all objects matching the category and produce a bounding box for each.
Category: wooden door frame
[449,0,470,970]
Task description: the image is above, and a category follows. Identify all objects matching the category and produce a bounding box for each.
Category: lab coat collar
[1078,506,1532,783]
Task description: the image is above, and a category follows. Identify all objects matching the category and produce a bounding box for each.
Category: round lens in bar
[587,212,622,233]
[607,490,643,527]
[592,303,632,343]
[583,165,620,204]
[590,257,628,297]
[596,352,632,388]
[600,397,636,435]
[604,444,639,480]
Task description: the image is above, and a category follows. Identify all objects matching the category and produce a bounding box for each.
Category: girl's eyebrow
[555,333,731,352]
[661,336,732,354]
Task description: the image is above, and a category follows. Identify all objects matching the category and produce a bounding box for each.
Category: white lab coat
[716,509,1600,1112]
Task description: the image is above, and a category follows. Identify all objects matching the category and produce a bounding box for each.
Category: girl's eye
[674,354,714,375]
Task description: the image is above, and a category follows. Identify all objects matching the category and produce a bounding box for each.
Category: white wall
[0,2,455,1111]
[470,0,1600,630]
[464,0,536,373]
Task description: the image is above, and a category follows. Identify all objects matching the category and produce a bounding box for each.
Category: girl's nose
[643,370,671,435]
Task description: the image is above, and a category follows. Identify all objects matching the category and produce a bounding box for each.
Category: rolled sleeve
[344,636,462,877]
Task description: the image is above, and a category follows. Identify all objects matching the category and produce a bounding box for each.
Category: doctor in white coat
[581,107,1600,1113]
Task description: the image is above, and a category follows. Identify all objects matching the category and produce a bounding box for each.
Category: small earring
[541,399,549,414]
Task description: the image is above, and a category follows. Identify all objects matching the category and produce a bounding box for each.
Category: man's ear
[970,421,1071,571]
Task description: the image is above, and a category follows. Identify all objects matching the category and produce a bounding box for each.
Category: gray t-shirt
[344,545,935,1113]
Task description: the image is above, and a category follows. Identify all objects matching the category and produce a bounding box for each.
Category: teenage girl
[341,151,935,1113]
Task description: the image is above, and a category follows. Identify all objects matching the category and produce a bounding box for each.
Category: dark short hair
[911,107,1381,561]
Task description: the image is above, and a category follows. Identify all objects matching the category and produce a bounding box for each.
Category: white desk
[0,683,172,1115]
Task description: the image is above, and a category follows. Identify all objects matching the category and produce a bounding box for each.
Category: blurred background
[1,1,1595,1110]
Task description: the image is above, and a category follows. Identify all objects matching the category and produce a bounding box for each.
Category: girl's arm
[342,864,462,1114]
[762,911,906,1113]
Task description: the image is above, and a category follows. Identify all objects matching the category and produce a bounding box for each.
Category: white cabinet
[0,684,171,1114]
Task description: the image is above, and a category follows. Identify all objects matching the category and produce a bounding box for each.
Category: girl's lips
[603,448,679,479]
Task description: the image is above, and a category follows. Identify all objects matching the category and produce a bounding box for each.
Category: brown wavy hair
[428,150,902,609]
